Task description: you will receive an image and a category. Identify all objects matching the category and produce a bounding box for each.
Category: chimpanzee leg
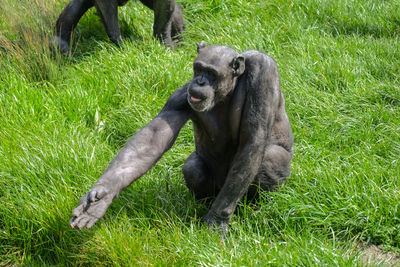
[170,2,185,41]
[139,0,184,46]
[54,0,95,52]
[94,0,121,45]
[247,145,293,199]
[182,153,217,200]
[139,0,175,46]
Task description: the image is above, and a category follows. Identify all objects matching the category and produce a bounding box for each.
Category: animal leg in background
[94,0,121,45]
[139,0,185,47]
[54,0,95,53]
[53,0,185,52]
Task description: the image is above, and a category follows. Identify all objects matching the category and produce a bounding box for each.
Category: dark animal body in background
[69,42,294,233]
[53,0,185,53]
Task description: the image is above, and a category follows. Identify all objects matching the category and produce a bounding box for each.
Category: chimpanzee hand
[202,211,229,235]
[70,184,115,229]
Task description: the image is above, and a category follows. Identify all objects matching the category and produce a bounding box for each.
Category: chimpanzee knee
[248,145,293,199]
[182,153,216,199]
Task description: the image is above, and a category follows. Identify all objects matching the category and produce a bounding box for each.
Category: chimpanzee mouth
[190,95,203,103]
[188,94,212,112]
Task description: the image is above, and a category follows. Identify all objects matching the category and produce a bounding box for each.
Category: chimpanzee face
[187,43,245,112]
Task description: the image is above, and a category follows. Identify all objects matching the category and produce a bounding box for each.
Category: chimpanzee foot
[109,37,123,47]
[50,36,70,53]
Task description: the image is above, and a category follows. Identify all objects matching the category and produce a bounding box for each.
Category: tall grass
[1,0,400,265]
[0,0,67,82]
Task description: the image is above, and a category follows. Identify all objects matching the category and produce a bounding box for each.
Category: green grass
[1,0,400,265]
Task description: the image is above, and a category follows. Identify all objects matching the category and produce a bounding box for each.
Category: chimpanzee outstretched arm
[70,85,190,229]
[203,53,281,231]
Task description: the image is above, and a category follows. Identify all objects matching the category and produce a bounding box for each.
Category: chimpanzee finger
[71,204,84,217]
[70,213,88,229]
[89,190,98,203]
[76,215,91,230]
[69,217,77,228]
[86,218,98,229]
[70,215,82,228]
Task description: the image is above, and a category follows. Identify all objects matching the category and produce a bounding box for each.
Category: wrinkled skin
[70,42,294,233]
[52,0,185,53]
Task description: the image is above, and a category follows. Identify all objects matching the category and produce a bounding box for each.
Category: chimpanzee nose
[197,75,205,86]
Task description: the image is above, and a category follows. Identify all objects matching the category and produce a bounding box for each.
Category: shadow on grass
[65,15,144,62]
[327,20,400,38]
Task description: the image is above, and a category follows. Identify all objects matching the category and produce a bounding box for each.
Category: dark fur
[70,43,294,232]
[52,0,185,53]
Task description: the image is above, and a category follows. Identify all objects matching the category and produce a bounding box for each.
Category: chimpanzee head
[187,42,245,112]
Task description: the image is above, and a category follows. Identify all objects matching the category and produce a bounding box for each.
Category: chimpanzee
[52,0,185,53]
[69,42,294,233]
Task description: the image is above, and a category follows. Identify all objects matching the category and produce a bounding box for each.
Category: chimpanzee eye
[206,71,216,81]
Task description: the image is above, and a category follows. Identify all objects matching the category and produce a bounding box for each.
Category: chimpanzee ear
[232,55,245,76]
[196,41,207,53]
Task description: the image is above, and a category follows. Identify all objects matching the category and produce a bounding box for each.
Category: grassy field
[1,0,400,265]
